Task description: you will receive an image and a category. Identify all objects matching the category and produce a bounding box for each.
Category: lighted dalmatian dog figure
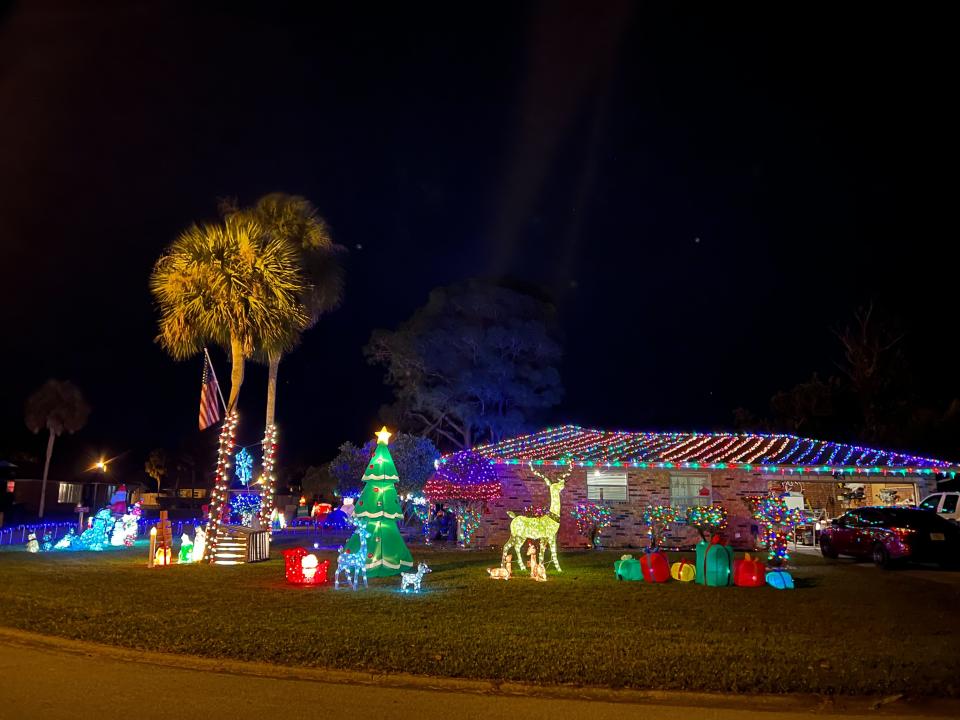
[400,562,431,593]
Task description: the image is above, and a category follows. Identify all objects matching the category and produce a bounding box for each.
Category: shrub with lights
[743,494,804,566]
[425,450,502,548]
[570,501,612,548]
[640,505,678,550]
[685,504,727,542]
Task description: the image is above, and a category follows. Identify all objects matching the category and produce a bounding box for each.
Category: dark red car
[820,507,960,568]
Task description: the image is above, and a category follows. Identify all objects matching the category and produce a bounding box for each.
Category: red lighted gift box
[733,553,766,587]
[641,550,670,583]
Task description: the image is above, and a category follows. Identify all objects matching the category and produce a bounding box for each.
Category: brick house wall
[470,466,769,551]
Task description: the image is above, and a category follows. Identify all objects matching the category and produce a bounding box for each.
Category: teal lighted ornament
[235,447,253,487]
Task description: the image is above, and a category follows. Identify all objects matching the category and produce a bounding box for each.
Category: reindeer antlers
[528,461,573,484]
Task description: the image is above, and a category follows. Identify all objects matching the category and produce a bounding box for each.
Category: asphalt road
[0,631,956,720]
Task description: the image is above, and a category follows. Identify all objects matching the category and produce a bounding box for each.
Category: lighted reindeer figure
[526,541,547,581]
[502,463,570,573]
[335,522,371,590]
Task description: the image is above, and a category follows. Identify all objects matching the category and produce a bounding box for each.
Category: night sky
[1,2,955,480]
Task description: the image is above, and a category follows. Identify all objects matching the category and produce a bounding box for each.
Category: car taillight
[891,527,915,541]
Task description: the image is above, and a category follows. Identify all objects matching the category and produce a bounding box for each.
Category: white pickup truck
[918,492,960,523]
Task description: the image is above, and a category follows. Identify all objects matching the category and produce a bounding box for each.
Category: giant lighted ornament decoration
[501,462,569,573]
[335,521,372,590]
[670,559,696,582]
[696,535,734,586]
[733,553,766,587]
[400,562,432,592]
[526,542,547,582]
[640,550,670,583]
[614,554,643,581]
[343,427,414,577]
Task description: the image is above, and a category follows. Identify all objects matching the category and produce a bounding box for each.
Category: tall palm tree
[239,193,345,427]
[150,213,308,413]
[24,379,91,518]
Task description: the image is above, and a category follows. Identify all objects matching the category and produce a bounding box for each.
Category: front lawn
[0,541,957,696]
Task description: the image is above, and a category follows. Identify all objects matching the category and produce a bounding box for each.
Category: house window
[586,469,628,502]
[670,475,711,510]
[58,482,82,505]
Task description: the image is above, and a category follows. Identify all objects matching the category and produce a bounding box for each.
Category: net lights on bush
[641,505,678,549]
[744,494,804,565]
[570,501,612,547]
[204,411,238,562]
[454,424,955,476]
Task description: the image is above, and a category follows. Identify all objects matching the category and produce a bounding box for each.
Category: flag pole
[204,347,228,413]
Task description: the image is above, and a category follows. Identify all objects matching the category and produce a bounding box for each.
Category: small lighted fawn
[526,541,547,581]
[400,562,431,593]
[335,524,371,590]
[487,564,511,580]
[502,463,571,573]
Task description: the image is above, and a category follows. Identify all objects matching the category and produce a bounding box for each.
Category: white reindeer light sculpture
[501,462,571,573]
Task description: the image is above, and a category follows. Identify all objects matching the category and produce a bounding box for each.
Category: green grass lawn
[1,539,958,696]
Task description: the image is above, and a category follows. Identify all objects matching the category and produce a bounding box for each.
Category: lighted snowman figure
[340,497,355,518]
[26,532,39,553]
[191,526,206,563]
[301,553,320,582]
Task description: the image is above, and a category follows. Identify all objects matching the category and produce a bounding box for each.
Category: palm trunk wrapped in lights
[258,423,278,534]
[203,411,238,562]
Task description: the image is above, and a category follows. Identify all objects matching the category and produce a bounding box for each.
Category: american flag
[199,353,222,430]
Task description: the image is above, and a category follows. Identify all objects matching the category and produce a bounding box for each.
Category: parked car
[918,492,960,523]
[820,507,960,568]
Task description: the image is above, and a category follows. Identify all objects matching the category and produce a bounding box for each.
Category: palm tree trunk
[38,429,56,519]
[265,351,280,427]
[227,337,245,413]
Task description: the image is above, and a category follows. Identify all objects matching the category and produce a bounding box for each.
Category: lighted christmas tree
[344,427,414,578]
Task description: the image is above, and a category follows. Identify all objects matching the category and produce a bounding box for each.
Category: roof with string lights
[460,425,958,477]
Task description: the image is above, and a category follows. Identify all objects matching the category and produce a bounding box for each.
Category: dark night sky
[0,2,956,480]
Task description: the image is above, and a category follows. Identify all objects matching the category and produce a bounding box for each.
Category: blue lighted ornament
[766,569,794,590]
[234,447,254,487]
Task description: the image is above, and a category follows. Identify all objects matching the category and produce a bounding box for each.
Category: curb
[0,626,955,717]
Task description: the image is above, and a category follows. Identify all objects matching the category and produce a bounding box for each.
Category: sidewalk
[0,628,957,720]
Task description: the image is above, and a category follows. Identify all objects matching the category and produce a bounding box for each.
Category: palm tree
[150,213,308,413]
[237,193,345,427]
[24,379,91,518]
[144,448,168,493]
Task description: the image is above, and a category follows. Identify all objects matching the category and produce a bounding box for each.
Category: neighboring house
[441,425,957,550]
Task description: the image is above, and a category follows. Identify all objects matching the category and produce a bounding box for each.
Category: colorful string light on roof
[448,424,956,476]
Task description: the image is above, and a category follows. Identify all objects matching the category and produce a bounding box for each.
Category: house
[442,425,957,550]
